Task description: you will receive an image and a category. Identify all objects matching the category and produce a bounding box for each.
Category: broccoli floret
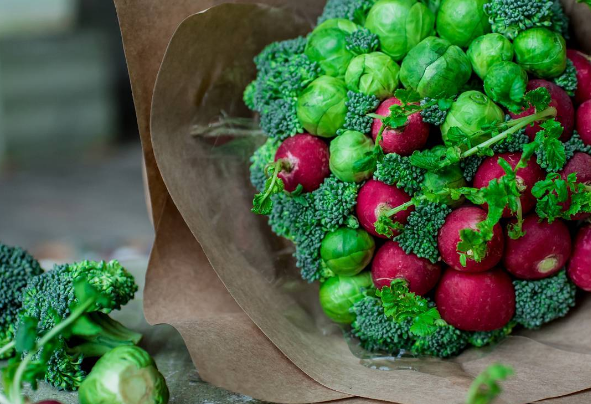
[513,270,577,329]
[346,28,380,55]
[254,37,308,74]
[554,59,578,96]
[341,91,380,135]
[259,98,303,141]
[350,295,414,353]
[420,97,448,126]
[317,0,377,25]
[493,128,530,153]
[461,156,485,182]
[412,325,469,358]
[250,138,281,192]
[394,202,452,263]
[374,153,426,195]
[19,260,141,390]
[467,322,516,348]
[0,243,43,359]
[268,176,360,282]
[564,131,591,161]
[484,0,569,40]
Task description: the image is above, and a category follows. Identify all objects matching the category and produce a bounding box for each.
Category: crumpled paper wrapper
[114,1,591,403]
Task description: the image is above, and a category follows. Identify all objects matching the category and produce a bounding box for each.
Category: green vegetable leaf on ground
[466,364,514,404]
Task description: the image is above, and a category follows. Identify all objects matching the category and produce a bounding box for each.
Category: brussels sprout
[422,163,467,207]
[306,24,358,77]
[321,227,376,276]
[483,61,528,113]
[365,0,435,61]
[399,36,472,98]
[513,28,567,79]
[345,52,400,99]
[297,76,348,137]
[436,0,491,48]
[319,272,373,323]
[79,346,169,404]
[329,130,375,182]
[441,90,505,147]
[467,33,514,79]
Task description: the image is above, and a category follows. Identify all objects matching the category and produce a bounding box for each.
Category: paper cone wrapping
[114,1,591,403]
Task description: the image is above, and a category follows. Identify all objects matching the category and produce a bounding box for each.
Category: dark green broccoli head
[374,153,426,196]
[249,138,281,192]
[553,59,578,96]
[467,322,516,348]
[350,295,414,353]
[318,0,377,25]
[412,325,469,358]
[420,97,448,126]
[346,28,380,55]
[340,91,380,135]
[0,243,43,358]
[564,131,591,161]
[513,270,577,329]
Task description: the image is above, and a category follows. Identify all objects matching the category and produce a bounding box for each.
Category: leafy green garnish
[466,364,514,404]
[252,160,286,215]
[532,172,591,222]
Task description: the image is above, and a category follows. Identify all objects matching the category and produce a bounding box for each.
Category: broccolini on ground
[0,243,43,359]
[341,91,380,135]
[317,0,377,25]
[412,325,469,358]
[19,260,141,390]
[350,295,414,353]
[513,270,576,329]
[374,153,426,195]
[394,202,452,263]
[554,59,578,96]
[249,138,281,192]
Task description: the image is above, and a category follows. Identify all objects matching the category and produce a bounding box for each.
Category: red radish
[438,206,504,272]
[274,134,330,192]
[435,268,515,332]
[473,153,544,218]
[567,49,591,104]
[509,80,574,141]
[568,225,591,291]
[560,152,591,220]
[371,97,430,156]
[503,214,572,280]
[356,179,413,238]
[576,100,591,145]
[371,241,441,295]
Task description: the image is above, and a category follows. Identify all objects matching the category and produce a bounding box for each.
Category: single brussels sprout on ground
[422,163,467,207]
[514,28,567,79]
[399,36,472,98]
[365,0,435,61]
[467,33,514,79]
[483,61,529,113]
[436,0,491,48]
[441,90,505,147]
[306,22,359,77]
[319,272,373,323]
[345,52,400,99]
[297,76,348,137]
[321,227,376,276]
[329,130,375,182]
[79,346,169,404]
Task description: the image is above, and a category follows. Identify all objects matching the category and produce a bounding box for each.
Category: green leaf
[252,161,285,215]
[525,87,551,112]
[437,98,454,111]
[466,364,514,404]
[395,88,421,104]
[15,317,38,354]
[374,215,403,238]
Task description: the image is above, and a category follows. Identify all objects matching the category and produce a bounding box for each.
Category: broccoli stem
[0,341,15,358]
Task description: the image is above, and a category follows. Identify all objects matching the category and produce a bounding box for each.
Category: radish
[371,97,430,156]
[567,49,591,104]
[503,214,572,280]
[560,152,591,220]
[275,134,330,192]
[371,241,441,295]
[473,153,544,218]
[576,100,591,145]
[509,80,574,141]
[356,179,413,238]
[435,268,515,332]
[438,206,505,272]
[568,225,591,291]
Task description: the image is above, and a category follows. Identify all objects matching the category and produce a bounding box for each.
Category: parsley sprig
[466,364,514,404]
[252,159,289,215]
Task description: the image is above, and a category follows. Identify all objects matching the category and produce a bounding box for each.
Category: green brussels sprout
[306,23,358,77]
[467,33,514,79]
[483,61,528,113]
[321,227,376,276]
[315,18,360,34]
[436,0,490,48]
[79,346,169,404]
[297,76,348,137]
[422,163,467,207]
[513,28,567,79]
[345,52,400,99]
[319,272,373,324]
[399,36,472,98]
[329,130,375,182]
[441,90,505,147]
[365,0,435,61]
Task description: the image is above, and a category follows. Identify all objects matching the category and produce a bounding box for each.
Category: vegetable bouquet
[246,0,591,358]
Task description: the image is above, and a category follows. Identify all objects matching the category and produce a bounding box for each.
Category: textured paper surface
[115,0,591,402]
